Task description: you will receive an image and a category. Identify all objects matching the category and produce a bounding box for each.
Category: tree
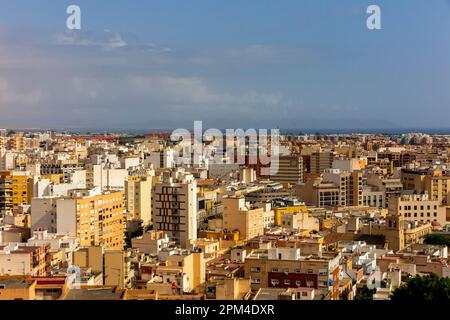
[390,274,450,301]
[354,285,376,301]
[424,234,450,246]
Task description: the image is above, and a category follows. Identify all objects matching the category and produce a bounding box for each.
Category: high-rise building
[269,155,303,186]
[323,169,363,207]
[0,170,33,214]
[310,151,333,174]
[56,189,126,250]
[125,175,152,226]
[152,177,197,248]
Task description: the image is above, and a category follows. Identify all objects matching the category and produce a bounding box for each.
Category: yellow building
[125,175,152,226]
[57,190,126,250]
[147,251,205,295]
[104,250,133,289]
[402,168,450,206]
[388,192,446,227]
[222,197,264,241]
[41,174,64,185]
[274,205,308,226]
[0,170,33,213]
[0,276,36,300]
[73,246,133,289]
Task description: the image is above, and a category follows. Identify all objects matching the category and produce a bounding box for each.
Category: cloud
[54,30,127,50]
[128,75,283,111]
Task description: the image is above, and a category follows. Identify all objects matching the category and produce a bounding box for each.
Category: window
[251,267,261,272]
[302,292,308,297]
[271,268,279,272]
[295,280,301,287]
[271,279,279,286]
[284,280,290,286]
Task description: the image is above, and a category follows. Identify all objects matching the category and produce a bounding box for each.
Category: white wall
[56,199,77,236]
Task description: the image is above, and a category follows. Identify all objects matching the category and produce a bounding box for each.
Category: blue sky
[0,0,449,130]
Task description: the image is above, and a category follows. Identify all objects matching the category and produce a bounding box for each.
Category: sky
[0,0,449,130]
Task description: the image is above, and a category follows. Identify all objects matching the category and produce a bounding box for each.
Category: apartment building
[73,246,133,289]
[0,243,49,276]
[401,168,450,206]
[388,192,446,227]
[273,203,309,226]
[31,197,59,233]
[280,211,320,232]
[0,170,33,214]
[366,174,403,208]
[0,276,37,300]
[323,169,363,207]
[152,177,197,248]
[125,175,152,226]
[27,229,79,269]
[56,189,126,250]
[362,185,385,208]
[104,250,133,289]
[222,197,265,241]
[146,250,205,295]
[40,160,83,183]
[310,151,334,174]
[132,230,170,255]
[244,247,341,300]
[0,151,15,170]
[294,178,340,207]
[269,155,303,186]
[145,149,175,169]
[86,164,128,191]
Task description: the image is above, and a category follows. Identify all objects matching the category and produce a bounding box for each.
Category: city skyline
[0,1,449,129]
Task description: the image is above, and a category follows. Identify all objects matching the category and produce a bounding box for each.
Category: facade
[0,171,33,214]
[323,169,363,207]
[125,175,152,226]
[269,155,303,186]
[388,192,446,227]
[245,247,341,300]
[56,189,126,250]
[310,151,334,175]
[146,251,205,294]
[402,168,450,206]
[152,179,197,248]
[31,197,59,233]
[295,178,340,207]
[132,230,170,255]
[222,197,264,241]
[0,276,37,300]
[0,243,49,276]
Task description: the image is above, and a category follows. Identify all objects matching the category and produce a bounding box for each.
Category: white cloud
[54,30,127,50]
[128,75,283,109]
